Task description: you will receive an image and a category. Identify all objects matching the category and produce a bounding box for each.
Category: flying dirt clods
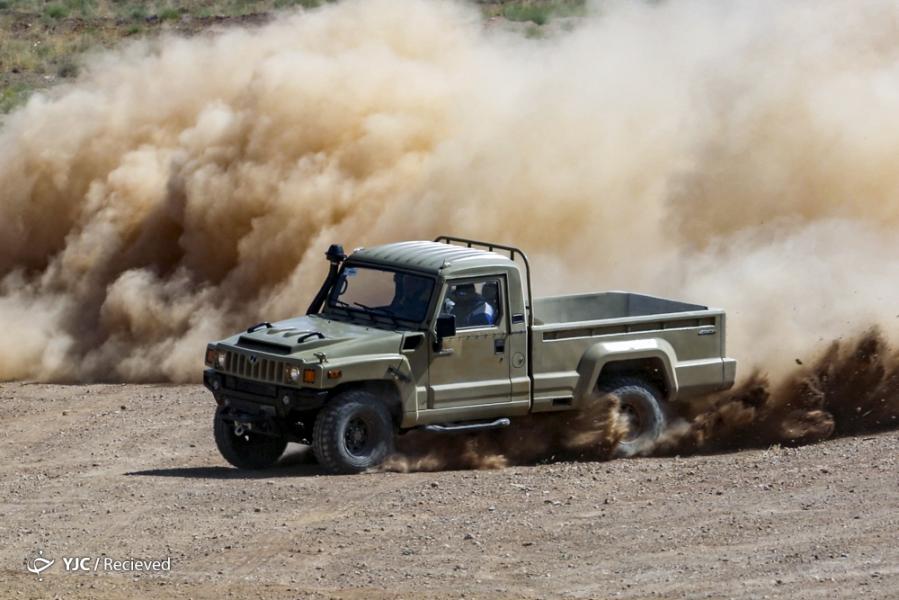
[385,330,899,471]
[660,330,899,454]
[384,395,626,472]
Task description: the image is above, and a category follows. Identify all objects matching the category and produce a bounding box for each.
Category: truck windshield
[327,265,434,325]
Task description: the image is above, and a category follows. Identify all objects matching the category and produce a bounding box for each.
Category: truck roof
[349,241,515,276]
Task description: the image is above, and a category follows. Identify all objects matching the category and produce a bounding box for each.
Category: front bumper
[203,368,328,417]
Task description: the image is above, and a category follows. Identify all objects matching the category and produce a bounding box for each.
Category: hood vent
[236,337,291,355]
[236,331,328,355]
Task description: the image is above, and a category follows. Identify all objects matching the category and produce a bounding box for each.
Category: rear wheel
[312,389,395,474]
[598,377,666,458]
[213,407,287,470]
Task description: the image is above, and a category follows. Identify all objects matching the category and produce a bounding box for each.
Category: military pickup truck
[203,237,736,473]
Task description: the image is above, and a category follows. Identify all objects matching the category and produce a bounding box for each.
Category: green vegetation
[0,0,338,20]
[158,6,181,20]
[485,0,586,26]
[0,81,30,112]
[43,3,68,19]
[0,0,588,115]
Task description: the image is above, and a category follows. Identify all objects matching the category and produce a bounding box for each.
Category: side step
[421,418,511,434]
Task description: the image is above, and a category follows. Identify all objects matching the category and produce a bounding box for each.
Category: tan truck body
[203,237,736,472]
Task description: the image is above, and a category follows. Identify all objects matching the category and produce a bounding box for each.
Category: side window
[442,279,503,329]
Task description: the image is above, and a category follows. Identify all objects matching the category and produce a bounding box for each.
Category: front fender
[320,354,418,415]
[321,354,407,384]
[573,338,679,403]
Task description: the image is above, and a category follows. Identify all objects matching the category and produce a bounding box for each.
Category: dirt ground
[1,382,897,599]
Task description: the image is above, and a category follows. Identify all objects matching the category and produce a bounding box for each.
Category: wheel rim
[344,417,370,456]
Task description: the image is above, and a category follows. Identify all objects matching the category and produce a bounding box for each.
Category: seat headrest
[482,282,499,298]
[453,283,476,297]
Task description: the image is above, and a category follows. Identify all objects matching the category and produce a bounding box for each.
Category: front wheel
[598,377,666,458]
[213,407,287,470]
[312,390,395,474]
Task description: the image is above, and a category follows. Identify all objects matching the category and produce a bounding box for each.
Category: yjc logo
[62,557,93,571]
[25,550,54,580]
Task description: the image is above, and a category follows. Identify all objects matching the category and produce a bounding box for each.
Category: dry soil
[1,383,897,599]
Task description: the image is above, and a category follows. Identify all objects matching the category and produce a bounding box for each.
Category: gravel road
[1,383,897,599]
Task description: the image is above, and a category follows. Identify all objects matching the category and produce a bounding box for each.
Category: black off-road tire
[312,389,395,474]
[213,407,287,470]
[598,376,666,458]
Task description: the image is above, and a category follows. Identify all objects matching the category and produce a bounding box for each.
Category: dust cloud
[385,395,627,472]
[2,0,899,454]
[385,330,899,471]
[657,329,899,455]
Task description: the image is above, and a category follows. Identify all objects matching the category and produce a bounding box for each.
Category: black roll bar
[433,235,534,329]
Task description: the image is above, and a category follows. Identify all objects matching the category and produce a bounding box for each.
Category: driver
[391,273,431,320]
[449,283,495,327]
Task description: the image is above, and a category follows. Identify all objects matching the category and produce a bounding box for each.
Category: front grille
[220,350,285,384]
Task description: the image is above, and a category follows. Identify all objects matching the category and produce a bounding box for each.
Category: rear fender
[574,338,678,404]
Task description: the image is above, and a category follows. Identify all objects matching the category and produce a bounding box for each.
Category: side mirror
[435,313,456,339]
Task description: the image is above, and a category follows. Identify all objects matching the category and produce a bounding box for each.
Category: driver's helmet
[451,283,477,304]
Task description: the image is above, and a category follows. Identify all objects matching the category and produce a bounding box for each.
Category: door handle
[494,338,506,354]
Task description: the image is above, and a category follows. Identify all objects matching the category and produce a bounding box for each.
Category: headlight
[287,366,301,383]
[216,350,228,368]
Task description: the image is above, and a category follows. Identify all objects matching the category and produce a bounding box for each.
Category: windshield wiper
[353,302,402,327]
[328,299,366,322]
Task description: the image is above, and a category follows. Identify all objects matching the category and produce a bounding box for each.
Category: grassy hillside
[0,0,585,114]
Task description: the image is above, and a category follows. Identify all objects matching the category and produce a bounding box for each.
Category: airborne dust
[1,0,898,464]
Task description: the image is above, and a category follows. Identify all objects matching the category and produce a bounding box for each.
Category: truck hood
[218,315,406,362]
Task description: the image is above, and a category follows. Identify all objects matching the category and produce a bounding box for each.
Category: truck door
[426,277,521,419]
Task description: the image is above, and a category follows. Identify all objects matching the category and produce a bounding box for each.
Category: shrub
[45,4,70,19]
[159,8,182,21]
[501,1,586,26]
[129,5,148,20]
